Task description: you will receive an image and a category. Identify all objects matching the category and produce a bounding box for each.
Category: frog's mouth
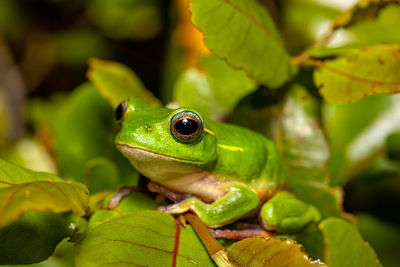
[116,144,205,165]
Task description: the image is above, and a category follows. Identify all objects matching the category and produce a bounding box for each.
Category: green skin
[115,97,320,233]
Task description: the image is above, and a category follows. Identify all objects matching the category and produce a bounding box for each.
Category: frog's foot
[148,181,194,203]
[107,186,136,209]
[260,191,321,234]
[158,182,260,228]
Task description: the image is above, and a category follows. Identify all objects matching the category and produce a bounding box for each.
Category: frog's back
[206,120,283,199]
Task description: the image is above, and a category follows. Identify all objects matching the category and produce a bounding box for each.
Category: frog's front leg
[159,182,260,228]
[260,191,321,234]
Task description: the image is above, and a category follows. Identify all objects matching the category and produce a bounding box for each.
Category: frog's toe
[260,191,321,234]
[158,202,191,214]
[107,186,135,209]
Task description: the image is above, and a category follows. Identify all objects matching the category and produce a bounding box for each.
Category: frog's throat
[116,143,208,184]
[116,144,206,165]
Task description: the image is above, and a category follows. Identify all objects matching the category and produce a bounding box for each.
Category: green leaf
[88,191,158,230]
[308,46,363,59]
[333,0,399,29]
[357,213,400,267]
[319,218,381,267]
[48,84,114,181]
[323,95,400,186]
[75,210,215,267]
[0,211,77,264]
[0,181,88,228]
[276,85,329,184]
[189,0,297,88]
[227,236,326,266]
[314,44,400,104]
[0,158,63,187]
[0,159,88,228]
[0,159,89,264]
[348,4,400,46]
[173,55,256,120]
[88,58,162,109]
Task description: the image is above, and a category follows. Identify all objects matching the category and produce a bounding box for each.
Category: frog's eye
[115,100,128,124]
[170,111,203,144]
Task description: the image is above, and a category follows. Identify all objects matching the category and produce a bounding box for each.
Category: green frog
[115,97,320,233]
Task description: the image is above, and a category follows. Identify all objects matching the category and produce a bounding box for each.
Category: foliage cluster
[1,0,400,266]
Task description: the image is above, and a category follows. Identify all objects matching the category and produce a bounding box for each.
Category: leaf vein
[100,238,202,266]
[100,260,148,266]
[229,21,251,55]
[111,222,175,238]
[223,0,281,44]
[246,238,278,265]
[215,10,236,35]
[316,60,400,85]
[0,183,32,220]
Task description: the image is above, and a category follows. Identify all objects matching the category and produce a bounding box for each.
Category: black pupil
[175,118,198,135]
[115,103,124,121]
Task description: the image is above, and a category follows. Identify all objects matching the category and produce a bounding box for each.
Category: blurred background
[1,0,400,266]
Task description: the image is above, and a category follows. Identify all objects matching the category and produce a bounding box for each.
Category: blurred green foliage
[0,0,400,266]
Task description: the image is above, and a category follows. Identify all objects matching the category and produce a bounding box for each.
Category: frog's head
[115,97,217,183]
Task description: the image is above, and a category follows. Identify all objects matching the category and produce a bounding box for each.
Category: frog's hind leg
[260,191,321,233]
[159,182,260,228]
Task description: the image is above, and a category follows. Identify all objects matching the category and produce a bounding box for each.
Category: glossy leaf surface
[173,55,256,120]
[75,210,214,267]
[189,0,296,88]
[319,218,381,267]
[88,58,162,109]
